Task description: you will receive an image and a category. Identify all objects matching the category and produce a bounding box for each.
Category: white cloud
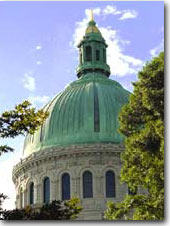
[119,10,138,20]
[93,7,101,16]
[28,95,51,107]
[36,60,42,65]
[100,27,143,76]
[91,5,138,20]
[103,5,121,16]
[72,8,143,77]
[150,39,164,57]
[36,45,42,50]
[22,73,36,92]
[72,16,89,48]
[103,5,116,15]
[72,6,138,48]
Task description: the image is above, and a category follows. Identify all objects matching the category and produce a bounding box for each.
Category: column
[71,177,78,198]
[23,189,27,208]
[36,183,42,204]
[50,180,56,201]
[92,42,95,64]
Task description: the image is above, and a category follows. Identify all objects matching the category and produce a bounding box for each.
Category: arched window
[29,182,34,205]
[62,173,70,200]
[96,50,100,61]
[83,171,93,198]
[85,46,92,62]
[43,177,50,203]
[106,170,116,198]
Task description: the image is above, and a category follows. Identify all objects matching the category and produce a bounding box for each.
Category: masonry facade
[13,144,128,219]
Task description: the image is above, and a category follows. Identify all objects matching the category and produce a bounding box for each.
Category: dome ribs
[50,91,66,136]
[85,82,94,132]
[77,85,85,131]
[62,89,73,133]
[66,87,76,133]
[67,86,82,133]
[103,86,111,133]
[107,87,118,135]
[59,89,74,133]
[98,84,108,133]
[47,93,64,137]
[23,77,130,156]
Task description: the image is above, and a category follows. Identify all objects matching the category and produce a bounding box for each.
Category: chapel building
[12,13,130,220]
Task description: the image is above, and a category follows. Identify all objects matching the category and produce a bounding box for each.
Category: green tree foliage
[2,198,82,220]
[0,102,82,220]
[104,52,164,220]
[0,100,48,156]
[0,100,48,216]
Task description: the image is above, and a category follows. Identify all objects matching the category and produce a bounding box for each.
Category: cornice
[12,143,124,183]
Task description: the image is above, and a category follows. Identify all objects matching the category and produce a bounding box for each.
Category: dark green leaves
[105,52,164,220]
[2,198,82,220]
[0,100,49,215]
[0,100,48,139]
[0,145,14,157]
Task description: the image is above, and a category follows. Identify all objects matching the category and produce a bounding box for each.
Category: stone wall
[12,143,127,220]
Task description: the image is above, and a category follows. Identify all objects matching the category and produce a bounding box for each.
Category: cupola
[76,10,110,78]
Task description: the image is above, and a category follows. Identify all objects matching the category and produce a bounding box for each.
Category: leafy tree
[104,52,164,220]
[0,101,82,220]
[2,198,82,220]
[0,100,48,156]
[0,101,48,216]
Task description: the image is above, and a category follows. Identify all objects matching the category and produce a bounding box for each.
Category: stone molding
[12,143,124,183]
[12,143,127,219]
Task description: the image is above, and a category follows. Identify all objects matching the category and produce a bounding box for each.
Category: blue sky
[0,1,164,209]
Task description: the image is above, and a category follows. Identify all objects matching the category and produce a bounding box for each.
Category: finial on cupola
[90,9,94,21]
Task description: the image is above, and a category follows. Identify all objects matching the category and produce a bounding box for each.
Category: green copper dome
[23,14,130,157]
[23,73,129,156]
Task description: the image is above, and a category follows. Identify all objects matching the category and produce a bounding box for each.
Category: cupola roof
[85,10,101,35]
